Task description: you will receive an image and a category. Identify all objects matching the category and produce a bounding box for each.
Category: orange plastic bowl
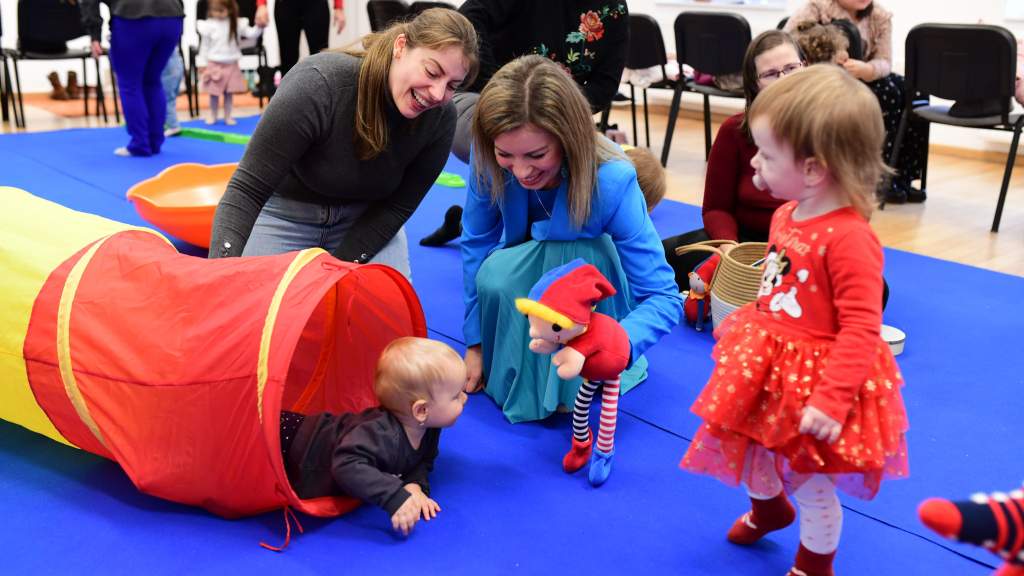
[126,163,236,248]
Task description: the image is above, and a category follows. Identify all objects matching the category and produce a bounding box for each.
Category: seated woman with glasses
[661,30,803,288]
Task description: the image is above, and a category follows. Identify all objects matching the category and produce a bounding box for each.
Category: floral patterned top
[459,0,629,111]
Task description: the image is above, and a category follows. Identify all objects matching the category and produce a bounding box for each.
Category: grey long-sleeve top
[208,52,457,263]
[79,0,185,42]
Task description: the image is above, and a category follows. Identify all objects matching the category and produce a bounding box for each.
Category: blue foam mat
[0,123,1014,573]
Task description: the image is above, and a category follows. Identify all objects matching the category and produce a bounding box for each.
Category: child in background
[196,0,264,126]
[623,145,666,213]
[161,47,185,137]
[791,20,850,65]
[280,337,467,536]
[680,65,909,576]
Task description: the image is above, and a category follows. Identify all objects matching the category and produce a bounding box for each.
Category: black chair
[662,12,751,166]
[2,0,116,128]
[187,0,268,117]
[408,1,455,15]
[1,8,9,124]
[888,24,1020,232]
[368,0,410,32]
[623,14,678,149]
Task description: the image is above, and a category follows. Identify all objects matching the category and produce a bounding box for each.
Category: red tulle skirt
[680,304,909,499]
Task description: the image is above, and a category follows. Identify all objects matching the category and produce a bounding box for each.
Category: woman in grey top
[208,9,478,278]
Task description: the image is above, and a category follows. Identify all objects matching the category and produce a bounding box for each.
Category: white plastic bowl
[881,324,906,356]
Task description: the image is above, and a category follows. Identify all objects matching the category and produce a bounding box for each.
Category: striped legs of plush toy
[918,483,1024,576]
[562,379,620,486]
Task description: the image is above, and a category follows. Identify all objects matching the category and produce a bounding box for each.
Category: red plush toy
[515,259,630,487]
[684,253,720,331]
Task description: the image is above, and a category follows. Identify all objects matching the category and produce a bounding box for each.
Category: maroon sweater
[703,113,786,240]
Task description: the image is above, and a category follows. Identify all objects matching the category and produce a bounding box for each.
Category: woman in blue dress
[461,55,683,423]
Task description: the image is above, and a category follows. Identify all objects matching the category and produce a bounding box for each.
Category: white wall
[3,0,1022,154]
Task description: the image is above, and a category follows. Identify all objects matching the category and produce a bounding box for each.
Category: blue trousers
[110,16,183,156]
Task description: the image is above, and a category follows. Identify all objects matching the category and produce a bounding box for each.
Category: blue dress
[461,155,683,422]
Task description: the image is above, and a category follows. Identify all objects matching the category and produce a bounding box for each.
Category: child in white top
[196,0,264,125]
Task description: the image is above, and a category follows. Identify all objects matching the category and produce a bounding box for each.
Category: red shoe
[562,432,592,473]
[727,493,796,545]
[786,544,836,576]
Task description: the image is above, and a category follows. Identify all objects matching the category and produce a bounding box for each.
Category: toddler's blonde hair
[624,146,666,213]
[748,64,890,218]
[374,337,464,412]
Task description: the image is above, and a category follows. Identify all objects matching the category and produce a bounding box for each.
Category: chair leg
[629,83,637,147]
[83,59,90,118]
[12,58,25,129]
[598,105,610,133]
[991,123,1022,233]
[919,122,930,191]
[111,67,120,123]
[1,54,9,123]
[643,89,650,149]
[703,94,712,161]
[660,84,684,167]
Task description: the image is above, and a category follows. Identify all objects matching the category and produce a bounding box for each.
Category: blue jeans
[241,195,412,281]
[110,16,183,156]
[160,49,184,131]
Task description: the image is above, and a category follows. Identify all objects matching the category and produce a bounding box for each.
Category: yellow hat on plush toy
[514,259,617,329]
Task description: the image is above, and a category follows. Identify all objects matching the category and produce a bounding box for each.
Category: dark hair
[740,30,803,137]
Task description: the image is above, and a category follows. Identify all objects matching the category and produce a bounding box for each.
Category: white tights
[743,447,843,554]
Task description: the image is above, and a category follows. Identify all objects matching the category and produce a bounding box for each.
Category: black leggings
[275,0,330,77]
[868,73,928,186]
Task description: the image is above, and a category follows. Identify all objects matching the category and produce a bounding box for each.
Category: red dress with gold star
[680,202,909,499]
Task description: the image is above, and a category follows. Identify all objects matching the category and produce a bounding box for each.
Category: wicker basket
[676,240,768,326]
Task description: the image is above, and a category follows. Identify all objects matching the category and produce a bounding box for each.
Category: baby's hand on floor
[799,406,842,444]
[392,496,421,536]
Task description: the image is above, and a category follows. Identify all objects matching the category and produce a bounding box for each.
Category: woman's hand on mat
[90,41,102,59]
[334,9,347,33]
[464,346,484,393]
[392,495,422,536]
[799,406,842,444]
[255,5,269,27]
[842,59,874,82]
[552,346,585,381]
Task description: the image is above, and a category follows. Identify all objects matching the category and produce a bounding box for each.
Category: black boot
[419,205,463,247]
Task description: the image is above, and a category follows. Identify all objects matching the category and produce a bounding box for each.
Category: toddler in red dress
[680,64,910,576]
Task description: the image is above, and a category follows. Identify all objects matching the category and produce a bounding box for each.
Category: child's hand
[552,346,586,380]
[391,496,421,536]
[529,337,559,355]
[799,406,842,444]
[402,483,440,520]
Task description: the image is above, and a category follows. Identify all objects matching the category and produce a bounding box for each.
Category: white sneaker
[164,127,183,137]
[113,147,131,157]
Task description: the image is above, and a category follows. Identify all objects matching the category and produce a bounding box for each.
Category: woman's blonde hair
[472,55,626,228]
[374,337,464,413]
[748,64,890,218]
[345,9,478,160]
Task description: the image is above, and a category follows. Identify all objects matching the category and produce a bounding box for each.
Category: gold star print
[818,246,827,256]
[865,380,877,392]
[727,384,736,394]
[742,369,753,379]
[827,227,834,233]
[811,233,819,241]
[788,374,799,383]
[720,354,729,364]
[804,359,814,369]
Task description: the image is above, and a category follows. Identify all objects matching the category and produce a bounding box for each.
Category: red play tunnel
[14,215,425,519]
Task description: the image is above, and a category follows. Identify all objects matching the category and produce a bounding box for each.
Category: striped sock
[595,380,620,453]
[572,380,599,442]
[919,484,1024,567]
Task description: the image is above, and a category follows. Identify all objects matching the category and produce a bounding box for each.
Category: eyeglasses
[757,62,805,82]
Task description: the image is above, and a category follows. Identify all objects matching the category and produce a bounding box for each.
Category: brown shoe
[66,70,81,99]
[47,71,68,100]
